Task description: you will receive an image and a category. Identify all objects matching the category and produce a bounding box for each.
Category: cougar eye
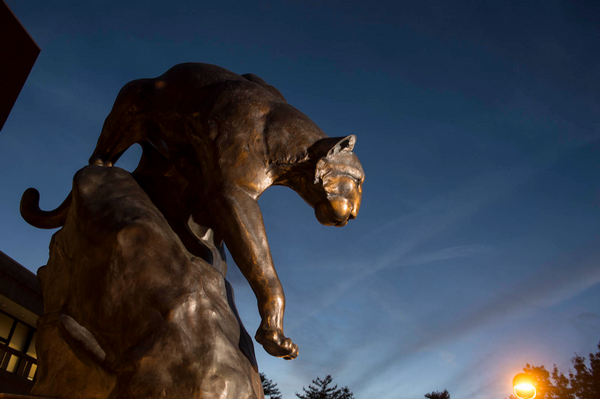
[323,175,356,198]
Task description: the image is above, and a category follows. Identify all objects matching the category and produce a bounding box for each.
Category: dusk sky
[2,1,599,398]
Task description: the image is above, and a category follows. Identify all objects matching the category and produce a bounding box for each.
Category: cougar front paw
[255,327,298,360]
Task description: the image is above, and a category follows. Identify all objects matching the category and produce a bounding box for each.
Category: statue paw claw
[255,328,298,360]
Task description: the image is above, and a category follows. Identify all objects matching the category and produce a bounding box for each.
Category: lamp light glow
[513,373,536,399]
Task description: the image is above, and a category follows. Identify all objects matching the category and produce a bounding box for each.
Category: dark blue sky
[2,1,600,398]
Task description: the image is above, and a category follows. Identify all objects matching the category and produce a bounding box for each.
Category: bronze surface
[30,166,262,399]
[20,63,364,397]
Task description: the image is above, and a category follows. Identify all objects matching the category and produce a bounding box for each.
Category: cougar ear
[308,135,356,159]
[313,136,357,184]
[327,135,356,157]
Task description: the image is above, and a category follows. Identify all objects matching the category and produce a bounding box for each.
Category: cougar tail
[20,188,71,229]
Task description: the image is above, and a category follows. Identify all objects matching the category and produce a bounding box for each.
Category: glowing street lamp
[513,373,536,399]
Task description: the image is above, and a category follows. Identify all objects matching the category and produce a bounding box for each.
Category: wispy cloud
[27,78,106,119]
[439,350,457,367]
[354,238,600,393]
[285,138,600,396]
[288,141,570,333]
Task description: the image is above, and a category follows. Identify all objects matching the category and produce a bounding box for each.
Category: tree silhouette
[260,373,283,399]
[507,341,600,399]
[569,347,600,399]
[295,375,354,399]
[424,389,450,399]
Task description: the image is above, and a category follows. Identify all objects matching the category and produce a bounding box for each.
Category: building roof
[0,251,42,316]
[0,0,40,131]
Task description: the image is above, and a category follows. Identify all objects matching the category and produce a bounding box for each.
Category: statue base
[31,166,264,399]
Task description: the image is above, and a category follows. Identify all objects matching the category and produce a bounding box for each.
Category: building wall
[0,252,42,395]
[0,1,42,394]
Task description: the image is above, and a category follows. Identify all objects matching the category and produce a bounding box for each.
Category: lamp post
[513,373,536,399]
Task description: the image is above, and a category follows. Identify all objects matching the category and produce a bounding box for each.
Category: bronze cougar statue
[21,63,365,360]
